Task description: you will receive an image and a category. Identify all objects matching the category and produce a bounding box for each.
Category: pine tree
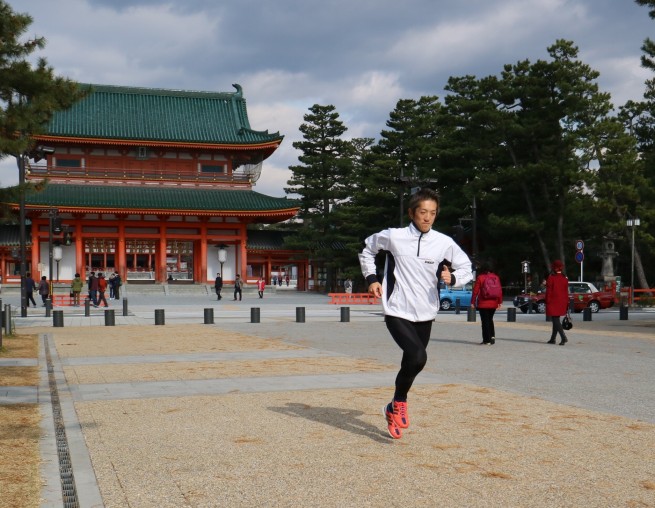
[284,104,354,291]
[443,40,613,274]
[0,1,86,213]
[636,0,655,70]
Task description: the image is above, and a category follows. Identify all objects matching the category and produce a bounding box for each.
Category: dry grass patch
[0,333,39,388]
[0,404,41,508]
[44,324,303,358]
[0,366,39,387]
[0,333,41,507]
[0,334,38,358]
[63,356,393,384]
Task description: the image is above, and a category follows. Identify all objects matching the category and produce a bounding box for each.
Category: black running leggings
[385,316,433,401]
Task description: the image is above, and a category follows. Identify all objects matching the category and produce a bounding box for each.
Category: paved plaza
[1,290,654,507]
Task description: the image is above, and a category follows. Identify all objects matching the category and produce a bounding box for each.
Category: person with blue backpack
[471,260,503,345]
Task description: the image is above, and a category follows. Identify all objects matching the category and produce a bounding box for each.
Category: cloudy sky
[3,0,653,196]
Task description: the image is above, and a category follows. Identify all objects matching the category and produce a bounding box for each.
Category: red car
[513,281,616,314]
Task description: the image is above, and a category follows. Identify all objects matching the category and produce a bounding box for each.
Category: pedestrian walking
[38,276,49,306]
[88,272,98,306]
[71,273,84,306]
[97,273,109,307]
[215,273,223,300]
[233,274,242,301]
[546,259,569,345]
[257,277,265,298]
[471,261,503,345]
[25,273,37,307]
[113,272,122,300]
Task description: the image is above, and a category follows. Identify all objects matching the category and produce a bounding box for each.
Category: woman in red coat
[471,260,503,345]
[545,260,569,345]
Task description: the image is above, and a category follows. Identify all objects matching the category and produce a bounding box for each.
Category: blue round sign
[575,251,584,263]
[575,240,584,251]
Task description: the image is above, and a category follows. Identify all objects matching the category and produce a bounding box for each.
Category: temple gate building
[3,83,308,289]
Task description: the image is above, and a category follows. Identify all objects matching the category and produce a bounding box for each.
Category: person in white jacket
[359,188,473,439]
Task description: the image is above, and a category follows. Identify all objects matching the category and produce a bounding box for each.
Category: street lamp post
[49,210,54,296]
[218,245,227,277]
[626,217,640,304]
[16,146,55,317]
[17,154,28,317]
[53,245,63,282]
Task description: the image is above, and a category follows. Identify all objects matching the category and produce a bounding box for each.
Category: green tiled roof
[0,225,21,247]
[46,83,283,145]
[22,184,298,213]
[246,230,295,250]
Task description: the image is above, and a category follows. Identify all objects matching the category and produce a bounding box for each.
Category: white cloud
[386,0,590,78]
[25,0,220,86]
[6,0,655,199]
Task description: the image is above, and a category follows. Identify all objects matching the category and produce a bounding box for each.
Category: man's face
[408,199,438,233]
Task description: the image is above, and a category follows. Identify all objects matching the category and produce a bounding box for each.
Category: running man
[359,188,473,439]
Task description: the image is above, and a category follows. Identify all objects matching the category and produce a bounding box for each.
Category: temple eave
[33,135,282,152]
[21,204,299,218]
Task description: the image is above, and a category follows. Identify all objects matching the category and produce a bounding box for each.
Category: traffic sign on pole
[575,240,584,281]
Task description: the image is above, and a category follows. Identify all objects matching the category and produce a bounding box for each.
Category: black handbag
[562,313,573,330]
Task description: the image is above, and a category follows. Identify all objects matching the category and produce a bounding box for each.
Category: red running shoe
[392,400,409,428]
[383,404,402,439]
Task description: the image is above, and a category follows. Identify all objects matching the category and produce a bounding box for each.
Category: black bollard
[4,304,11,336]
[619,304,629,321]
[84,298,91,317]
[204,308,214,324]
[296,307,305,323]
[45,298,52,318]
[53,310,64,328]
[340,306,350,323]
[251,307,260,323]
[122,298,129,317]
[155,309,165,325]
[507,307,516,322]
[583,307,592,321]
[455,298,461,315]
[467,305,476,322]
[104,309,115,326]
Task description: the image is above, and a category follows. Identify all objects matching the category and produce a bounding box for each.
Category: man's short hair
[408,188,440,213]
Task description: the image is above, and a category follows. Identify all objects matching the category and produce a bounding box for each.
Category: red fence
[620,288,655,305]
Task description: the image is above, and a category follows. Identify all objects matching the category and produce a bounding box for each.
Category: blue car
[439,282,473,311]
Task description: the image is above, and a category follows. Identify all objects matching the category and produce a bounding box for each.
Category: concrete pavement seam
[43,334,104,508]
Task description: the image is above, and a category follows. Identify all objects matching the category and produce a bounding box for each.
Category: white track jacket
[359,222,473,322]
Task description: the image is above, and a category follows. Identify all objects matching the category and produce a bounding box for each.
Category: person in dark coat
[471,260,503,345]
[214,273,223,300]
[233,274,242,301]
[25,273,37,307]
[88,272,99,306]
[545,259,570,345]
[113,272,122,300]
[38,276,49,306]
